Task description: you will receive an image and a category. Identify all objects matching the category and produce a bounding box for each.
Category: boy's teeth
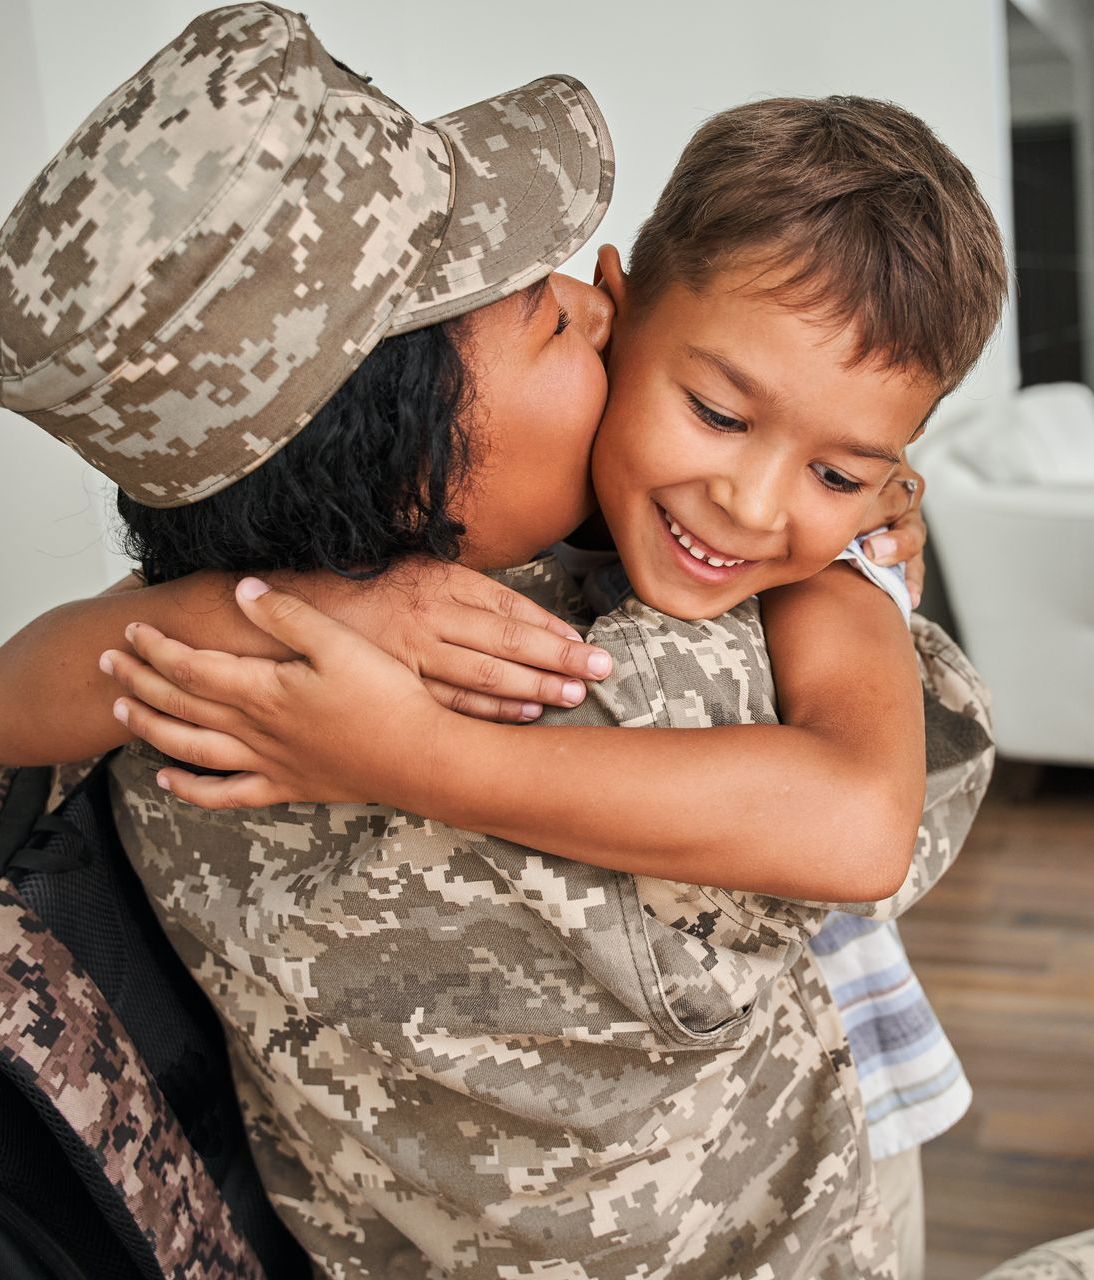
[662,507,746,569]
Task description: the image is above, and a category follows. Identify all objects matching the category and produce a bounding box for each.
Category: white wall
[0,0,1018,643]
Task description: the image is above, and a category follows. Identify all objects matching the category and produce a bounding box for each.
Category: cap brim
[387,74,614,335]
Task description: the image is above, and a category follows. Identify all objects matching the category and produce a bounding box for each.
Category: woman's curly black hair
[117,321,473,585]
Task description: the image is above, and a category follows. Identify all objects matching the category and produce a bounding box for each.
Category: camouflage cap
[0,4,613,506]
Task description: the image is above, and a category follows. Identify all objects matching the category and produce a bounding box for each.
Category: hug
[2,4,1054,1278]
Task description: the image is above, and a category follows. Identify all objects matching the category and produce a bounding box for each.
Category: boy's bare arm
[0,573,283,764]
[105,564,926,902]
[0,564,612,765]
[424,564,925,900]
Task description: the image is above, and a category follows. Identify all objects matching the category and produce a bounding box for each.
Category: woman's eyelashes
[686,391,744,433]
[554,306,572,336]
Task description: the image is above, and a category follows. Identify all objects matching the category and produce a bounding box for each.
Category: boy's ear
[594,244,629,313]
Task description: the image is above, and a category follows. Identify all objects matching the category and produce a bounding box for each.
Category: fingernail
[910,587,922,609]
[564,629,584,643]
[113,699,129,726]
[156,771,172,793]
[99,652,114,676]
[562,680,585,706]
[124,622,139,644]
[238,577,271,601]
[586,651,612,678]
[867,535,897,562]
[520,703,542,722]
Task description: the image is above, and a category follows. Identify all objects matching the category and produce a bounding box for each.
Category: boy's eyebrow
[826,437,902,467]
[686,344,901,466]
[685,345,786,411]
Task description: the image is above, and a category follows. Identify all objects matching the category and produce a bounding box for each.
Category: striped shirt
[825,536,971,1160]
[810,915,971,1160]
[562,537,972,1163]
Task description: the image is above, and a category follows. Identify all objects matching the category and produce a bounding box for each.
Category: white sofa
[914,383,1094,767]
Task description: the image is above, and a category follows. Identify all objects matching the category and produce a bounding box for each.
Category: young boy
[2,91,1003,1279]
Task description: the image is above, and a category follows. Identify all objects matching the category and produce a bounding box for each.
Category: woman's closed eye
[554,306,571,336]
[811,463,865,495]
[685,391,745,433]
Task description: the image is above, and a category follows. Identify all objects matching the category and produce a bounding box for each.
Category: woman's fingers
[446,574,586,645]
[154,768,289,811]
[421,679,543,724]
[904,552,926,610]
[864,507,927,568]
[113,696,261,775]
[426,644,589,709]
[438,607,610,686]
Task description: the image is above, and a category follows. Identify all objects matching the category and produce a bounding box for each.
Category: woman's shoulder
[584,594,776,732]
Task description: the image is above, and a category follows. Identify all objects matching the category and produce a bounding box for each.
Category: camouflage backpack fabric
[0,758,311,1279]
[109,554,994,1280]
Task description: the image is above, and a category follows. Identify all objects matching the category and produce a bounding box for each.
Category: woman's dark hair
[117,320,473,585]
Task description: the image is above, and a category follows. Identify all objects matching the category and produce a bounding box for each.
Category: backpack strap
[0,884,267,1280]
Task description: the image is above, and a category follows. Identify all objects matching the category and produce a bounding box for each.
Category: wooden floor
[899,763,1094,1279]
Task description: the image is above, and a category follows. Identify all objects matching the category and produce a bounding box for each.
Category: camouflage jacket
[109,554,994,1280]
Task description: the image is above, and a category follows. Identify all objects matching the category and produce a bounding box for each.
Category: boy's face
[592,250,939,620]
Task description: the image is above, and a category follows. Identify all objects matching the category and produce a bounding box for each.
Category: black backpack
[0,758,313,1280]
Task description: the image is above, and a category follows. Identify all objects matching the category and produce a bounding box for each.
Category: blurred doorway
[1007,2,1091,388]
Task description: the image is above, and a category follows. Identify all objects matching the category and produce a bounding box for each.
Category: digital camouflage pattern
[0,881,266,1279]
[979,1231,1094,1279]
[110,554,994,1280]
[0,4,612,507]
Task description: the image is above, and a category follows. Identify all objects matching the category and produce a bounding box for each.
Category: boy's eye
[554,307,571,336]
[686,391,745,433]
[811,463,865,495]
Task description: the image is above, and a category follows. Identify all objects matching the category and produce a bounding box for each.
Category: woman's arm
[0,562,614,765]
[106,562,926,903]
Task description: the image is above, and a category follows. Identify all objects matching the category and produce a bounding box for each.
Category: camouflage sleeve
[821,615,994,919]
[579,600,993,927]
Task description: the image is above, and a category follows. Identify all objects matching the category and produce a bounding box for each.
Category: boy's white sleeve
[836,531,913,623]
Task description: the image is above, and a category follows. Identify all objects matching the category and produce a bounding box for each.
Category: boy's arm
[106,564,931,903]
[0,564,612,765]
[0,573,284,764]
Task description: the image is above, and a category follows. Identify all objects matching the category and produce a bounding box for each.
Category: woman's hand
[856,454,927,608]
[285,558,611,723]
[104,579,449,810]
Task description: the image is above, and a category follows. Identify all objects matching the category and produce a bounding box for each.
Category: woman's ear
[594,244,629,314]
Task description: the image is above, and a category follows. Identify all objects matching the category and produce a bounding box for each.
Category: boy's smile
[592,249,939,620]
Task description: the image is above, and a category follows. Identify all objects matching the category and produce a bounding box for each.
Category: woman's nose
[553,273,614,352]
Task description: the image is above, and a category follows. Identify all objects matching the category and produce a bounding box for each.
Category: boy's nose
[710,460,789,537]
[552,273,614,352]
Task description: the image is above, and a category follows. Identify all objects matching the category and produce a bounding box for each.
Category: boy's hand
[104,579,448,810]
[857,455,927,607]
[281,558,611,723]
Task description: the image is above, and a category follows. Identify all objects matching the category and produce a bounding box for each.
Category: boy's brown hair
[628,96,1008,391]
